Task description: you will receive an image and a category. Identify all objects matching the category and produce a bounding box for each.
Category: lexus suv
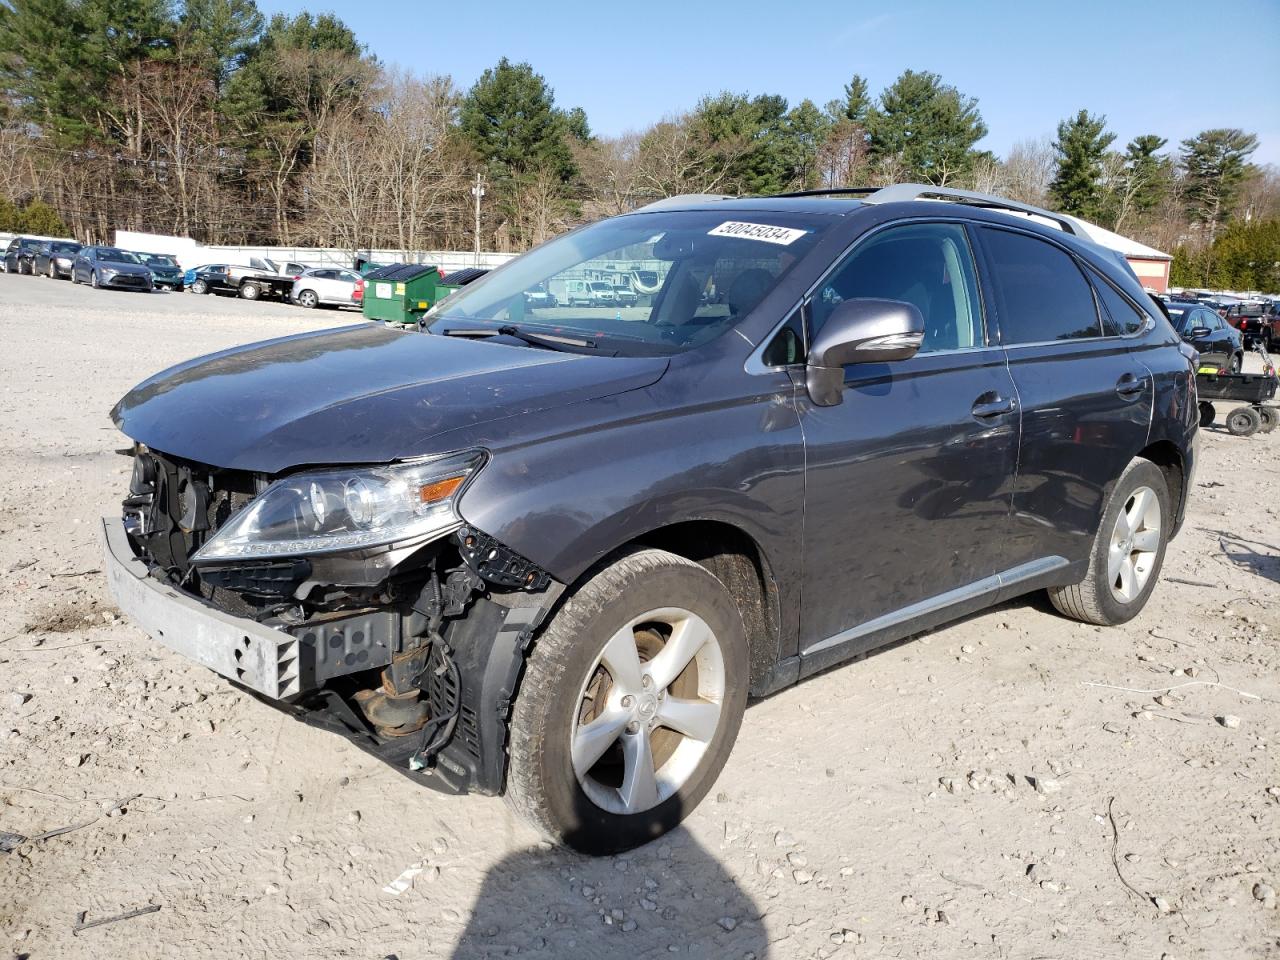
[103,185,1197,854]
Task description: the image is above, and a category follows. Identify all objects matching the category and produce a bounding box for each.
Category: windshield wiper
[441,325,598,352]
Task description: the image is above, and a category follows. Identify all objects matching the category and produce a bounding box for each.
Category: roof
[1061,217,1172,261]
[632,185,1173,261]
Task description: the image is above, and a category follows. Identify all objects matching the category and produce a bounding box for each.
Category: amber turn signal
[419,475,465,504]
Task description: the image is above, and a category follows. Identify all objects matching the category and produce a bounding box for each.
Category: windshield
[98,248,139,264]
[51,242,79,254]
[426,209,832,355]
[137,253,177,267]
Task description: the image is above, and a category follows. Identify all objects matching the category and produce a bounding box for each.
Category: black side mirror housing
[805,298,925,406]
[1189,326,1211,339]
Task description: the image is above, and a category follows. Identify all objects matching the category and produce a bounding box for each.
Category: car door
[797,220,1021,669]
[973,225,1152,579]
[336,270,360,303]
[309,270,338,302]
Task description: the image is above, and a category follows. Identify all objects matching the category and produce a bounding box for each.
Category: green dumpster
[361,264,454,326]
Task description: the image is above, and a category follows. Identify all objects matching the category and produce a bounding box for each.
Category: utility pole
[471,172,485,268]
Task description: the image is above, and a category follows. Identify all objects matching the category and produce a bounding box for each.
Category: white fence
[0,230,516,274]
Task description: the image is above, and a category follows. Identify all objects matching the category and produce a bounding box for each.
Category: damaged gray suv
[105,185,1198,853]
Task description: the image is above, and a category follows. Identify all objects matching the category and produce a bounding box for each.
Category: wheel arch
[564,519,783,694]
[1136,439,1186,536]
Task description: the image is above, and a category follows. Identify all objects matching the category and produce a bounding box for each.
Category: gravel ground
[1,271,1277,960]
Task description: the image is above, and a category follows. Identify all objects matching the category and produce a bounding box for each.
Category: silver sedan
[291,268,361,309]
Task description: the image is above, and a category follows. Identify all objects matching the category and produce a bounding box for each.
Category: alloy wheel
[1108,485,1162,602]
[571,607,725,815]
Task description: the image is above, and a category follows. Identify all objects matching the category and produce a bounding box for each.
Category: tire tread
[505,548,721,844]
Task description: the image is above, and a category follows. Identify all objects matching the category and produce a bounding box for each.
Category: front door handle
[1116,373,1146,397]
[971,394,1015,418]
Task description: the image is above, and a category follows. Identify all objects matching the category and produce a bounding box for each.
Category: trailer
[1196,343,1278,437]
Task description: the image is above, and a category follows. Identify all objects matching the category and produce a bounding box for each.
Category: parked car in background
[33,240,82,278]
[1165,301,1243,372]
[291,267,361,308]
[523,283,557,308]
[134,252,185,291]
[187,265,237,296]
[3,236,43,273]
[1225,302,1267,346]
[105,184,1197,855]
[71,246,153,291]
[226,258,311,301]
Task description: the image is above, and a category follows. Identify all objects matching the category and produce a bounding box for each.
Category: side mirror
[1190,326,1211,339]
[806,298,924,406]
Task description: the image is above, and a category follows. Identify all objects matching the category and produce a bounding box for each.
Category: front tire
[90,271,99,289]
[191,279,208,295]
[297,289,318,308]
[1048,458,1170,626]
[506,548,749,854]
[239,281,261,300]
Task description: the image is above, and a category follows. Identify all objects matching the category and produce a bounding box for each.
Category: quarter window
[980,228,1102,344]
[811,222,984,353]
[1091,271,1146,336]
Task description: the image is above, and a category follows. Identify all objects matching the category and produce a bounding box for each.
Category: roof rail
[863,183,1083,237]
[764,187,879,199]
[632,194,734,212]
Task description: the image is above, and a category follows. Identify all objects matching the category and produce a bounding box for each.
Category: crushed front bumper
[101,516,305,700]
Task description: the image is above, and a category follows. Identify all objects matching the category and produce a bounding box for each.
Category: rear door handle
[1116,373,1146,397]
[971,394,1015,418]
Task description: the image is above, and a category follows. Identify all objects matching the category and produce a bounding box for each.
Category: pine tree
[825,74,870,124]
[459,58,576,182]
[1048,110,1115,219]
[865,70,987,184]
[1180,128,1258,237]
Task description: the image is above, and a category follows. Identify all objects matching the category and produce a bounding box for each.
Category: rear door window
[980,228,1102,344]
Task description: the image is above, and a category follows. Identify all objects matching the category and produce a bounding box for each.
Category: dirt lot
[1,272,1277,960]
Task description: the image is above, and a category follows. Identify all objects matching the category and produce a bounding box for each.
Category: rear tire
[1048,458,1170,626]
[1198,401,1215,427]
[505,548,749,854]
[1226,406,1262,437]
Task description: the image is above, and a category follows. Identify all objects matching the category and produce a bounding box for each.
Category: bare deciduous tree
[1003,137,1055,206]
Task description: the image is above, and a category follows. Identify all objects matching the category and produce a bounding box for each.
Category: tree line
[0,0,1275,290]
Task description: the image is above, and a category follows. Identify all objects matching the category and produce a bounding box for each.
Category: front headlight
[101,267,118,278]
[191,451,485,563]
[55,257,71,266]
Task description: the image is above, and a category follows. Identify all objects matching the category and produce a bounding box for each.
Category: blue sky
[260,0,1280,164]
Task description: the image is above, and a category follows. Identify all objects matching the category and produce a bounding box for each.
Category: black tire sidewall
[520,557,748,854]
[1089,461,1171,624]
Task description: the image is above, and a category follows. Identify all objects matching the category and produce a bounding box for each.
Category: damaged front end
[102,445,563,795]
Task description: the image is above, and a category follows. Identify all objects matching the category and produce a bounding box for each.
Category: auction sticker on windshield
[708,221,809,245]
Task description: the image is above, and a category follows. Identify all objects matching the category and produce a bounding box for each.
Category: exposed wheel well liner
[1137,440,1185,532]
[628,520,781,690]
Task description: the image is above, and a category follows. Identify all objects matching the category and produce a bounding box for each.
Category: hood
[102,261,152,276]
[111,324,668,473]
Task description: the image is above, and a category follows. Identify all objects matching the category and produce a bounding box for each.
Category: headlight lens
[191,451,485,563]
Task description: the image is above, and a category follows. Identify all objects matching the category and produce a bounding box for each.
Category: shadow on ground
[448,797,766,959]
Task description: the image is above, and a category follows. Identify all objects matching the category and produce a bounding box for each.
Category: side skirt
[795,556,1071,680]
